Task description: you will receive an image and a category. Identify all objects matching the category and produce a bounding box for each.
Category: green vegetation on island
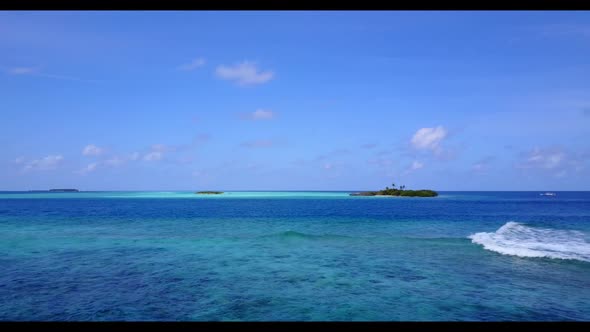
[195,191,224,195]
[350,183,438,197]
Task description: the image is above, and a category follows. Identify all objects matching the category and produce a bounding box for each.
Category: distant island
[195,191,224,195]
[350,183,438,197]
[28,189,80,192]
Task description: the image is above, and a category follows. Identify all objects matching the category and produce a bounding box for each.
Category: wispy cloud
[8,67,37,75]
[141,144,176,162]
[5,66,98,82]
[82,144,105,157]
[215,61,274,86]
[411,126,448,152]
[240,109,276,120]
[408,125,458,161]
[21,155,63,172]
[177,57,206,71]
[240,139,274,148]
[412,160,424,170]
[403,160,424,175]
[555,170,568,178]
[516,146,588,177]
[410,160,424,170]
[517,147,566,170]
[76,162,98,175]
[77,151,140,173]
[36,73,97,82]
[143,152,163,161]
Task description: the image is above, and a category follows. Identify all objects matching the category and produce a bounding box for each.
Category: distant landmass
[195,191,224,195]
[350,183,437,197]
[29,189,80,192]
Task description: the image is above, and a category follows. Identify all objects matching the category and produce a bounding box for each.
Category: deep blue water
[0,191,589,321]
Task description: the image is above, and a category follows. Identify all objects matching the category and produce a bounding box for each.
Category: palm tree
[391,183,396,189]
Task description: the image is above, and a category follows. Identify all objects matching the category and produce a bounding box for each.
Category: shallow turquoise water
[0,191,589,321]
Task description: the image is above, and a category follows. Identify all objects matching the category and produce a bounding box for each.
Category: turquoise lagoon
[0,191,589,320]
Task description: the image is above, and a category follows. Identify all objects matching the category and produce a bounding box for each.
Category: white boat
[540,192,556,196]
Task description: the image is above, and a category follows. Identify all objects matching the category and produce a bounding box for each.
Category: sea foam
[469,221,590,262]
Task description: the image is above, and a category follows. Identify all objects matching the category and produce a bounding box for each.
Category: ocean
[0,191,589,321]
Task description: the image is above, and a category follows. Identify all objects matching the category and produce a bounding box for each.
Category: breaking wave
[469,221,590,262]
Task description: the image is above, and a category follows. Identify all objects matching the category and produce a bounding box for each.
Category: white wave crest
[469,221,590,262]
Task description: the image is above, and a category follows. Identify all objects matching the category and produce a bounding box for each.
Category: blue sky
[1,11,589,191]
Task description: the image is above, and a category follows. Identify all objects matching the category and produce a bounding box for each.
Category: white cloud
[6,66,95,82]
[14,156,25,164]
[403,160,424,175]
[143,151,163,161]
[215,61,274,86]
[8,67,36,75]
[518,147,565,169]
[82,144,104,156]
[76,162,98,175]
[22,155,63,172]
[411,126,448,151]
[410,160,424,170]
[516,147,589,176]
[241,109,275,120]
[142,144,175,161]
[178,57,206,71]
[323,163,333,170]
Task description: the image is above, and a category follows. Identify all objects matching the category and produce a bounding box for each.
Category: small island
[350,183,438,197]
[49,189,79,192]
[195,191,224,195]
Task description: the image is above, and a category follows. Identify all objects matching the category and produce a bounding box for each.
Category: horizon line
[1,190,588,192]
